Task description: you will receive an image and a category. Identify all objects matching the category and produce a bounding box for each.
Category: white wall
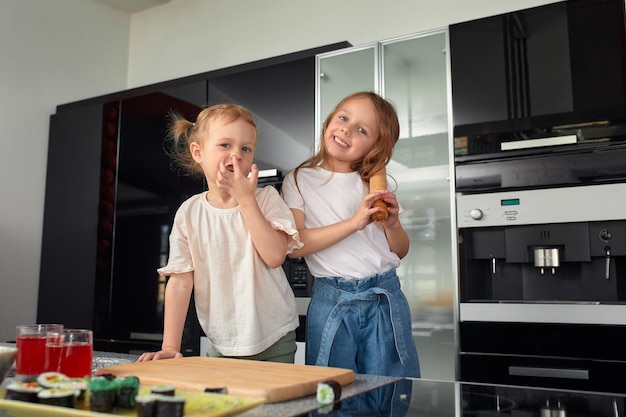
[0,0,556,343]
[0,0,130,343]
[127,0,555,87]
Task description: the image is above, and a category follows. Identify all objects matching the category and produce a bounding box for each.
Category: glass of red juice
[15,324,63,381]
[47,329,93,378]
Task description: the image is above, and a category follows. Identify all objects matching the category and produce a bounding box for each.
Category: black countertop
[278,377,626,417]
[3,345,625,417]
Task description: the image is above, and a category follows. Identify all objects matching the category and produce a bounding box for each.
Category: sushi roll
[316,380,342,405]
[155,395,185,417]
[39,373,87,402]
[37,387,78,408]
[5,381,43,403]
[151,384,175,396]
[114,375,140,408]
[87,376,117,413]
[37,372,70,388]
[135,394,157,417]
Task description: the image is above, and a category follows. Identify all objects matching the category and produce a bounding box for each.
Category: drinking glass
[15,324,63,381]
[45,329,93,378]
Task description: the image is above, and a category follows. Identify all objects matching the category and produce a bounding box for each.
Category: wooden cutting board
[96,357,355,403]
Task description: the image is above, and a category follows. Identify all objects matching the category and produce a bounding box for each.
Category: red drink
[15,335,46,377]
[59,342,93,378]
[44,343,63,373]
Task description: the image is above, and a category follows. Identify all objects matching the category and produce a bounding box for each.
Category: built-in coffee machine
[450,0,626,393]
[457,184,626,393]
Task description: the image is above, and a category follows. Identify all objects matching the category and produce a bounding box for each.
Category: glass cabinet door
[315,44,377,141]
[316,30,456,381]
[382,30,455,381]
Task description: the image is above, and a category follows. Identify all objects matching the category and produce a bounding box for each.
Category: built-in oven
[457,183,626,393]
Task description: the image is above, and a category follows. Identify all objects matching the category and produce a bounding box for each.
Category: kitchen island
[2,346,625,417]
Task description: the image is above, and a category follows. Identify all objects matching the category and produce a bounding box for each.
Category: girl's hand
[351,191,385,231]
[136,349,182,362]
[377,190,401,229]
[216,156,258,204]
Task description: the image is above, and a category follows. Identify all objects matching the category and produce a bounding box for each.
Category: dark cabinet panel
[38,103,104,329]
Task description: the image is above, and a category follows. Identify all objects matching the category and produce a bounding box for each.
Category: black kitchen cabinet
[37,42,350,354]
[38,103,104,330]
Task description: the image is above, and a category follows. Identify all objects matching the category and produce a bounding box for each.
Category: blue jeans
[305,269,420,377]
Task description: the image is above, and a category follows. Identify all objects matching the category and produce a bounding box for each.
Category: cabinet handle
[508,366,589,380]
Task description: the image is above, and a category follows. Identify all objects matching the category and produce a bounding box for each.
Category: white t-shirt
[157,186,302,356]
[281,167,401,280]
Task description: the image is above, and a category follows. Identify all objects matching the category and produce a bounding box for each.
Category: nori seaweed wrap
[115,375,140,408]
[155,395,185,417]
[135,394,157,417]
[87,375,117,412]
[37,387,78,408]
[5,381,43,403]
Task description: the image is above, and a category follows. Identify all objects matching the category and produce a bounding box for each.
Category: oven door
[459,319,626,393]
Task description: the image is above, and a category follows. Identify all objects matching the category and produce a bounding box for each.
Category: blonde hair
[295,91,399,183]
[165,104,256,179]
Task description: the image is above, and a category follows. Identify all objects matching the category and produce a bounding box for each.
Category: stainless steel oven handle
[508,366,589,380]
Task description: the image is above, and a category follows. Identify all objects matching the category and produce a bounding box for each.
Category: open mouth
[333,136,348,148]
[225,164,234,172]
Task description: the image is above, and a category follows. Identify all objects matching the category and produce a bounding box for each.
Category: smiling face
[322,96,379,172]
[190,115,257,187]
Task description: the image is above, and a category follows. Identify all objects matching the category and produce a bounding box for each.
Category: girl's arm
[239,195,289,268]
[380,190,410,258]
[289,189,409,259]
[289,191,378,257]
[383,221,410,259]
[136,272,193,362]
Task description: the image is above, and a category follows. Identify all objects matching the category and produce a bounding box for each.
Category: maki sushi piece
[151,384,175,396]
[5,381,43,403]
[135,394,157,417]
[316,380,342,405]
[114,375,140,408]
[155,395,185,417]
[38,373,87,402]
[37,387,78,408]
[87,376,117,413]
[37,372,70,388]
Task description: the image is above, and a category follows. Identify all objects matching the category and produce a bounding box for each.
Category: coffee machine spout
[534,248,560,275]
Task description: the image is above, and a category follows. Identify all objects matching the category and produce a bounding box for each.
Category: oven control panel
[457,183,626,227]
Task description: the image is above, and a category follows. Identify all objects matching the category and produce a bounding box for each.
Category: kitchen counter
[3,345,626,417]
[268,377,626,417]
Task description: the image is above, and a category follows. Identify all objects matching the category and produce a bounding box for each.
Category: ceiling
[93,0,170,13]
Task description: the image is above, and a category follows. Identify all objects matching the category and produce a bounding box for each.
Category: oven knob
[470,208,484,220]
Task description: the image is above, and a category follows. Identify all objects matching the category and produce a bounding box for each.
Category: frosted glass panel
[317,45,376,138]
[383,31,455,381]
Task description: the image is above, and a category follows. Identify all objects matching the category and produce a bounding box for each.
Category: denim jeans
[305,269,420,377]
